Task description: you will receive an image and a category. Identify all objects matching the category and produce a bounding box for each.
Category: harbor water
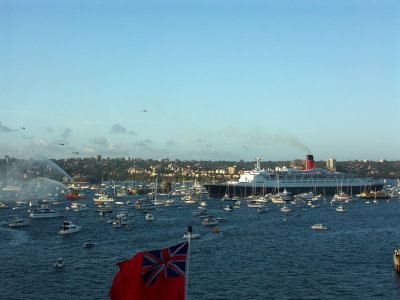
[1,194,400,299]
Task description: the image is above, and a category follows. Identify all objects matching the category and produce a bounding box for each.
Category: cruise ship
[203,155,384,198]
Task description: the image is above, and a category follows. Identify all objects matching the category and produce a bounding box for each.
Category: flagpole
[185,226,192,300]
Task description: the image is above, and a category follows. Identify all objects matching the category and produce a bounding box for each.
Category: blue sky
[1,0,399,161]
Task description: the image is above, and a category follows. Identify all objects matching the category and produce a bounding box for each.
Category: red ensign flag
[109,242,188,300]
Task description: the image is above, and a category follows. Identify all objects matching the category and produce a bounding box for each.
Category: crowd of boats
[1,178,400,267]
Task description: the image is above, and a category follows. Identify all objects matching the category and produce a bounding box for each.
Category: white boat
[0,202,10,209]
[58,221,81,235]
[9,216,30,227]
[311,223,330,230]
[221,194,231,201]
[182,232,201,239]
[30,206,63,219]
[271,189,292,203]
[248,200,267,208]
[182,191,200,203]
[333,192,352,202]
[53,258,65,268]
[224,205,234,211]
[280,206,292,214]
[93,194,115,203]
[71,202,88,211]
[202,216,219,226]
[113,215,134,227]
[145,213,154,221]
[270,195,286,204]
[216,216,227,222]
[336,205,345,213]
[12,204,26,210]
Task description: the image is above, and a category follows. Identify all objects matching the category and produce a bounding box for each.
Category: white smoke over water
[0,154,71,202]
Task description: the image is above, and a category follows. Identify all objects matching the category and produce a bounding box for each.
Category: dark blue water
[2,195,400,299]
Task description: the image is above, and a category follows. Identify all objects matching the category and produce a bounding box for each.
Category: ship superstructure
[203,155,384,198]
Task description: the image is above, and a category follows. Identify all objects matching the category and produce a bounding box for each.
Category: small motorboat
[224,205,233,211]
[336,205,345,213]
[83,241,95,248]
[145,213,154,221]
[9,217,30,227]
[216,216,227,222]
[0,202,10,209]
[54,258,65,268]
[213,226,220,233]
[311,223,330,230]
[280,206,292,214]
[58,221,81,235]
[202,216,219,226]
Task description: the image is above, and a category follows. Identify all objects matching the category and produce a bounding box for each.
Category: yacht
[221,194,231,201]
[30,206,63,219]
[224,205,234,211]
[9,216,30,227]
[280,206,292,214]
[333,192,352,202]
[93,194,115,203]
[336,205,345,213]
[311,223,330,230]
[58,221,81,235]
[202,216,219,226]
[0,202,10,209]
[113,215,134,228]
[135,199,156,210]
[70,202,88,212]
[270,194,287,204]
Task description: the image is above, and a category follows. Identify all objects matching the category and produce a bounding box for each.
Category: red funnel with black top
[306,155,314,170]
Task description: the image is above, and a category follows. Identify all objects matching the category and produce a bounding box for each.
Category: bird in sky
[58,143,65,146]
[21,127,26,130]
[141,109,147,112]
[72,151,79,154]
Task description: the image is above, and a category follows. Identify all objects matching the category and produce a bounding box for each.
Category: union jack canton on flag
[141,241,188,287]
